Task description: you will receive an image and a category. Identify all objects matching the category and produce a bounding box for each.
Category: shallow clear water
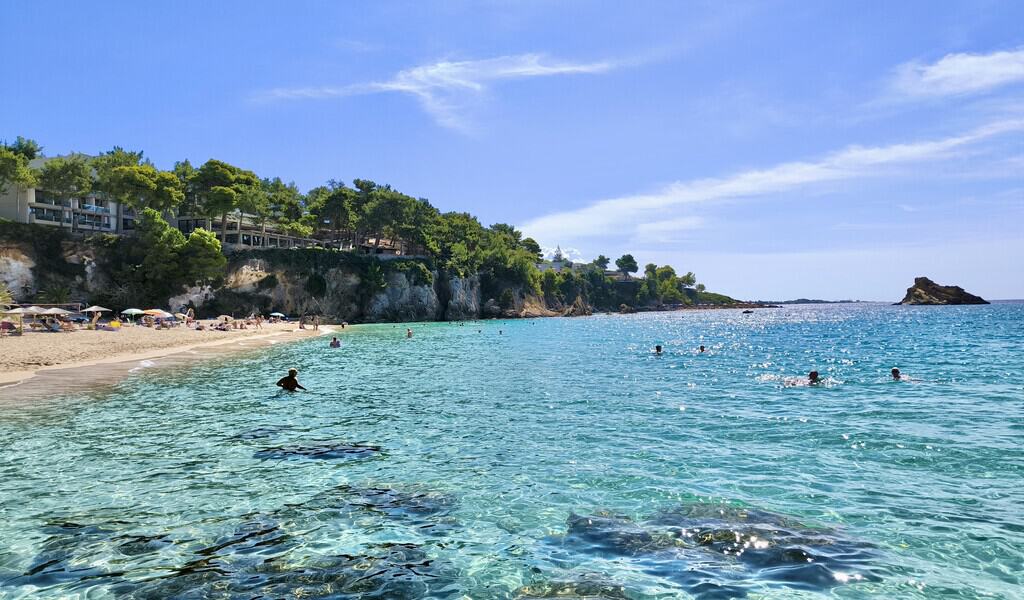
[0,304,1022,599]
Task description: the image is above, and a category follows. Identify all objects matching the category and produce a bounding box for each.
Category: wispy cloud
[254,53,618,131]
[520,119,1024,242]
[891,47,1024,98]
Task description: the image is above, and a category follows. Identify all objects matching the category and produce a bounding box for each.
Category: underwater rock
[113,542,454,600]
[3,521,126,590]
[115,533,172,557]
[295,484,459,533]
[563,512,680,556]
[550,504,884,599]
[649,503,881,590]
[515,573,631,599]
[229,425,290,441]
[252,441,381,460]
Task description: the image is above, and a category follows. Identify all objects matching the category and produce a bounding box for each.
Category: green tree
[191,159,260,243]
[0,146,37,194]
[678,271,697,288]
[179,227,227,286]
[92,147,145,231]
[103,164,184,215]
[695,283,706,293]
[521,237,543,261]
[4,136,43,160]
[541,269,561,302]
[593,255,610,270]
[36,155,92,231]
[236,183,269,246]
[615,254,638,279]
[136,208,186,293]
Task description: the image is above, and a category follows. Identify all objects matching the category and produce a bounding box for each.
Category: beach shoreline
[0,323,334,397]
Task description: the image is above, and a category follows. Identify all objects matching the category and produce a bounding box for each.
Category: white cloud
[254,53,616,131]
[892,47,1024,98]
[519,118,1024,243]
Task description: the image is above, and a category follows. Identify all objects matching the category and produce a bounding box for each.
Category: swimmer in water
[276,368,306,392]
[808,370,821,384]
[406,328,413,338]
[699,345,706,353]
[329,337,340,348]
[655,345,663,355]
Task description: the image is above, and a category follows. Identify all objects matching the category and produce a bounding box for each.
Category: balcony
[79,203,111,214]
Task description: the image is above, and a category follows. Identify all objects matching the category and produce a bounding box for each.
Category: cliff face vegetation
[898,277,989,305]
[0,219,739,322]
[0,227,551,321]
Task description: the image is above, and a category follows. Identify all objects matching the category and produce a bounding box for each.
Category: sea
[0,303,1021,599]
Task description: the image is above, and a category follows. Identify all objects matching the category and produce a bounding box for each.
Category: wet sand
[0,323,332,401]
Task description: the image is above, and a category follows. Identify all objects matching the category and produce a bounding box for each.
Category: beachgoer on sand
[276,369,306,392]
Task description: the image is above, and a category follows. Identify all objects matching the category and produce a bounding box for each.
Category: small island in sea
[896,276,989,305]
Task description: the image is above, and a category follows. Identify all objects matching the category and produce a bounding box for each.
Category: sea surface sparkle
[0,303,1021,598]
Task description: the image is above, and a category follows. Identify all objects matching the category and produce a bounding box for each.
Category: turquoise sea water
[0,303,1022,599]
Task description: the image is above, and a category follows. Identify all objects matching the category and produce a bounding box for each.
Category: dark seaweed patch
[252,441,381,460]
[111,543,455,599]
[515,573,632,599]
[2,522,126,589]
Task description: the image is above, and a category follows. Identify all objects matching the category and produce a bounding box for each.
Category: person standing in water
[276,369,307,392]
[808,371,821,384]
[406,328,413,338]
[655,345,663,355]
[329,337,340,348]
[699,345,706,353]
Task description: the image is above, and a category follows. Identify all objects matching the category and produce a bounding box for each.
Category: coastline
[0,323,333,401]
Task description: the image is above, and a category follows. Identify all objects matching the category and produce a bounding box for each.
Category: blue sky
[2,1,1022,300]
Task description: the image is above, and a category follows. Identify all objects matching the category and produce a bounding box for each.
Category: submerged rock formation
[898,277,989,305]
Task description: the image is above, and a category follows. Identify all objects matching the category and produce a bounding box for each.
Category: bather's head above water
[891,368,901,380]
[808,370,820,383]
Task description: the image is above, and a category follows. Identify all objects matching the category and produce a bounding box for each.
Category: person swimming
[808,370,821,384]
[329,337,340,348]
[699,345,706,353]
[276,368,306,392]
[892,368,902,380]
[655,345,663,355]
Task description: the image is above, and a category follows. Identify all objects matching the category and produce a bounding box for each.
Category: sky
[1,1,1022,300]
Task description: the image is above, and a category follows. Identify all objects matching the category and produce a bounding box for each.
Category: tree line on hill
[1,136,733,311]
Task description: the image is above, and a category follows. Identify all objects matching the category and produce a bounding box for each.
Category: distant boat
[742,309,754,314]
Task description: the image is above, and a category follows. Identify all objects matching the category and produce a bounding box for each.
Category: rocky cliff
[897,277,989,305]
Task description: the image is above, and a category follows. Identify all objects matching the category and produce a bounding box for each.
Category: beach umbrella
[174,312,188,319]
[143,309,173,318]
[82,305,112,313]
[42,307,72,315]
[217,315,233,322]
[23,306,45,314]
[121,308,144,315]
[269,312,285,317]
[2,307,28,315]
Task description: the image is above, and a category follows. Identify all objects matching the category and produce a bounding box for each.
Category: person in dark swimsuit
[276,368,306,391]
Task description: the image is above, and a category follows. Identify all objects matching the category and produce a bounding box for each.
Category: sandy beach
[0,322,327,387]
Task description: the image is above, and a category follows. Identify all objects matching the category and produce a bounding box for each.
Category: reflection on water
[1,304,1022,598]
